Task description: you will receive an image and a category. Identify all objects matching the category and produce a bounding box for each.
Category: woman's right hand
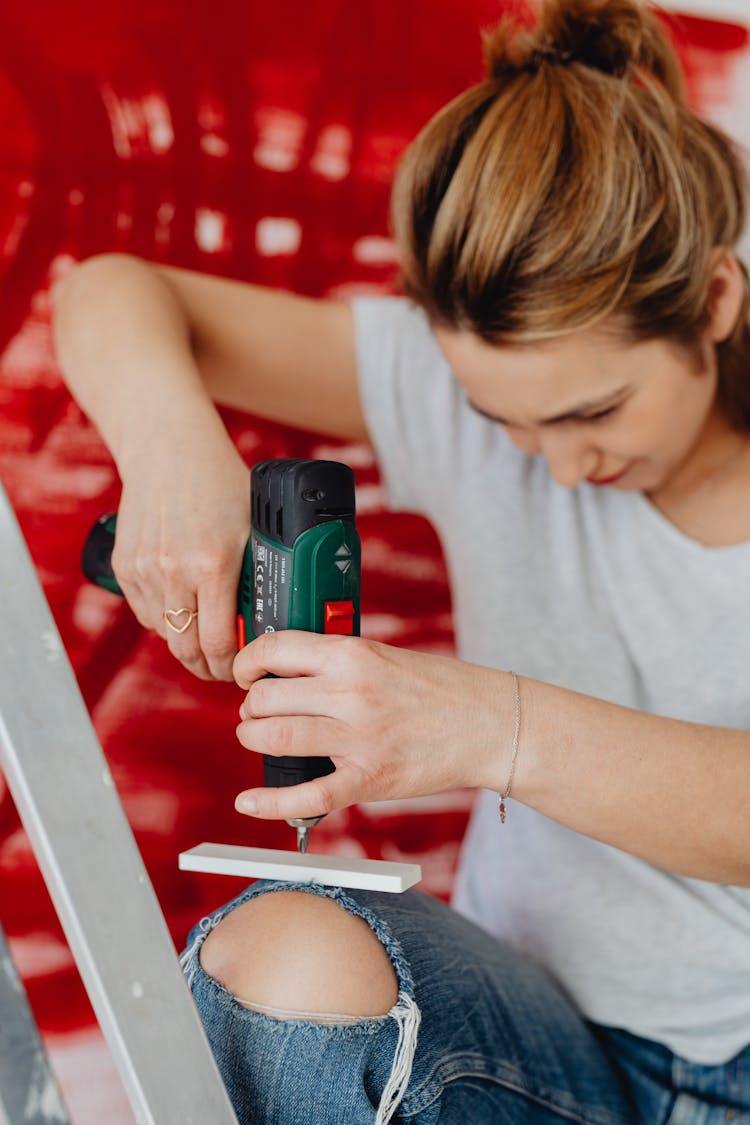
[111,407,251,681]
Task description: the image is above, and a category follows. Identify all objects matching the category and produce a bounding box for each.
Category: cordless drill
[82,458,362,853]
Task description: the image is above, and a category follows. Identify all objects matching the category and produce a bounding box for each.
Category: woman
[53,0,750,1121]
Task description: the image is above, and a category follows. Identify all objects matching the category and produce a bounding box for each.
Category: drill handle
[82,514,122,596]
[263,755,335,789]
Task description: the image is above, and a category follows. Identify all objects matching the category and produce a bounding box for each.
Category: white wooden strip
[658,0,750,24]
[179,843,422,894]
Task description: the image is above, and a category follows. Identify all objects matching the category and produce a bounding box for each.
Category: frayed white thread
[375,991,421,1125]
[179,912,224,988]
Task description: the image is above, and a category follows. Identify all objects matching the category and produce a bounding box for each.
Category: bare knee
[200,890,399,1020]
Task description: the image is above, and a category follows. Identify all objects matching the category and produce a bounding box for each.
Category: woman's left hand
[233,631,513,821]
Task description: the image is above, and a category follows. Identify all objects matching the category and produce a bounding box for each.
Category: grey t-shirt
[352,295,750,1065]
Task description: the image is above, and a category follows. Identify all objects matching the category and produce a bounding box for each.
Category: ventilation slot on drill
[314,506,353,522]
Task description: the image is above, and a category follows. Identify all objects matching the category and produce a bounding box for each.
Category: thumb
[235,766,362,822]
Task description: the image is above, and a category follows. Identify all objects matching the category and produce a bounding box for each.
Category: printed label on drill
[251,534,290,633]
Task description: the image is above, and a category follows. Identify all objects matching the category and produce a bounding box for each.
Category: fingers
[195,573,239,681]
[162,590,212,680]
[235,767,361,822]
[233,630,350,689]
[240,675,336,719]
[161,580,239,682]
[111,535,242,681]
[235,705,363,819]
[115,572,165,638]
[236,715,343,758]
[103,452,250,681]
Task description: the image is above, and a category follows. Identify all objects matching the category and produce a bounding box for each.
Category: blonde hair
[392,0,750,428]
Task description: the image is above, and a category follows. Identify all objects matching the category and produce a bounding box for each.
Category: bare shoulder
[157,265,369,441]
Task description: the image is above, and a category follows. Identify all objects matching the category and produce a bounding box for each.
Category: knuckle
[134,553,156,582]
[156,552,179,580]
[312,785,335,816]
[257,630,281,662]
[111,549,135,585]
[177,648,206,670]
[262,792,281,819]
[339,634,364,660]
[201,634,236,661]
[192,558,215,583]
[329,635,363,676]
[266,719,291,755]
[337,639,377,697]
[193,551,232,582]
[232,650,248,682]
[247,681,265,716]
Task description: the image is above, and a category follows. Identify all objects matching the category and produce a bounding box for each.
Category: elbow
[51,252,142,313]
[51,254,150,370]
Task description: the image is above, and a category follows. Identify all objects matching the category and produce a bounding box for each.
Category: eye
[583,404,620,424]
[466,399,514,427]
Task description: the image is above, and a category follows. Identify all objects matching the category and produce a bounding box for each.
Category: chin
[603,462,654,492]
[633,465,668,493]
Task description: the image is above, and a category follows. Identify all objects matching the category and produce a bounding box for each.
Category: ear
[706,249,746,344]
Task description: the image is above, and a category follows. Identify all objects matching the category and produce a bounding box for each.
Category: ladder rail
[0,921,71,1125]
[0,485,239,1125]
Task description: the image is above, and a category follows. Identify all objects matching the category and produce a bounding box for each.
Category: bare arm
[53,254,368,462]
[52,254,368,681]
[156,265,368,440]
[516,676,750,885]
[231,632,750,886]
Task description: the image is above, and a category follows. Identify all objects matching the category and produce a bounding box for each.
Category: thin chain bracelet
[499,671,522,824]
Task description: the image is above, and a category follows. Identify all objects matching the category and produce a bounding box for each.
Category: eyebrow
[467,386,631,428]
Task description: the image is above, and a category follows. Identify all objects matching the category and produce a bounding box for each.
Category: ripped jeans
[180,882,750,1124]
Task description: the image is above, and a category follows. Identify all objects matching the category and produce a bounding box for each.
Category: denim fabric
[180,882,750,1124]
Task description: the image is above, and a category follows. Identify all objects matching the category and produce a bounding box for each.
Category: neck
[651,407,748,508]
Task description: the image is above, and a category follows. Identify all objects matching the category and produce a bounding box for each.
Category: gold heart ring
[163,607,198,635]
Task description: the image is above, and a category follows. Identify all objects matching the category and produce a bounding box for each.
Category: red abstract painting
[0,3,748,1118]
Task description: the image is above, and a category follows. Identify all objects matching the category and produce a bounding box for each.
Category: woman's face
[434,324,721,494]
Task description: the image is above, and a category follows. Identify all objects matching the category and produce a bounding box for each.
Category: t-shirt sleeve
[351,296,487,517]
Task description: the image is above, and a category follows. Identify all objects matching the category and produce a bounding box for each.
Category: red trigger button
[324,600,355,635]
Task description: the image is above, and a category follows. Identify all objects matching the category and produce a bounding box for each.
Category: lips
[586,466,631,486]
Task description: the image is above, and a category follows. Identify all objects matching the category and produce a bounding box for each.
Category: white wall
[660,0,750,23]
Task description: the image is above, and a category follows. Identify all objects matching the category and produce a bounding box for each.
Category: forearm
[52,254,227,473]
[505,675,750,885]
[53,254,367,451]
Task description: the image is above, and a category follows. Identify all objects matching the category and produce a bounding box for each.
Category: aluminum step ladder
[0,483,239,1125]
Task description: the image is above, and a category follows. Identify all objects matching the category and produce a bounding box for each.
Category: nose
[538,427,597,489]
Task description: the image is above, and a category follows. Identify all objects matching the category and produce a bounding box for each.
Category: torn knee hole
[199,889,399,1021]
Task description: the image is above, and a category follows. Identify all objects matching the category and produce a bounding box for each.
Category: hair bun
[542,0,645,77]
[484,0,685,101]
